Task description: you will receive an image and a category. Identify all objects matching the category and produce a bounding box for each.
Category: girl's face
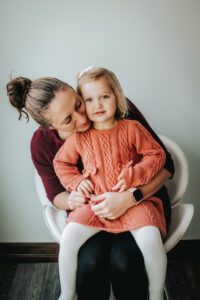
[46,87,90,133]
[80,77,117,129]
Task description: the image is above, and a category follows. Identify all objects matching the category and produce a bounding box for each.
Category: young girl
[54,67,168,300]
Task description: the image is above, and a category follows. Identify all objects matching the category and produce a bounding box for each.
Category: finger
[103,213,113,219]
[118,184,127,192]
[77,185,88,197]
[82,181,93,193]
[74,201,85,208]
[91,201,105,212]
[70,191,86,205]
[86,180,95,191]
[118,173,124,180]
[81,186,91,197]
[112,180,124,191]
[75,190,86,200]
[91,193,106,203]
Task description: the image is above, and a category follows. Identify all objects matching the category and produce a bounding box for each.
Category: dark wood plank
[166,260,200,300]
[0,263,18,300]
[7,263,60,300]
[0,259,200,299]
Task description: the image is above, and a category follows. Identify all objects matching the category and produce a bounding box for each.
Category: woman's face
[46,87,90,133]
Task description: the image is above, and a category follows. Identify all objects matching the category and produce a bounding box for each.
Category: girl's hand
[112,173,127,192]
[91,190,135,219]
[68,190,87,210]
[77,179,94,197]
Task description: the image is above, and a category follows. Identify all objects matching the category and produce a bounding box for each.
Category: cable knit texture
[53,119,167,238]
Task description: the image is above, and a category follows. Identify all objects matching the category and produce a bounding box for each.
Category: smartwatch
[128,187,143,204]
[132,188,143,203]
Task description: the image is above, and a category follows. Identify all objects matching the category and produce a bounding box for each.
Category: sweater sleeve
[126,98,175,178]
[30,129,65,203]
[121,121,166,187]
[53,133,85,191]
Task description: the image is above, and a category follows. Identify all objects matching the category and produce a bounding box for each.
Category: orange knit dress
[53,119,167,238]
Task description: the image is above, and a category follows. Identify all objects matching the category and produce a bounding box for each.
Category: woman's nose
[74,111,87,126]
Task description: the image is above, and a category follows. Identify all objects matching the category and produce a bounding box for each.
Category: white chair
[35,135,194,300]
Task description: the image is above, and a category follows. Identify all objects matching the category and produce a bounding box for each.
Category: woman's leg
[76,231,113,300]
[110,232,148,300]
[58,222,100,300]
[131,226,167,300]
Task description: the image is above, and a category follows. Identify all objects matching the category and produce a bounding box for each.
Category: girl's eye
[103,95,109,99]
[85,98,92,102]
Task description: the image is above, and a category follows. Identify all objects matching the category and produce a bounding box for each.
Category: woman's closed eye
[65,115,72,124]
[75,99,82,110]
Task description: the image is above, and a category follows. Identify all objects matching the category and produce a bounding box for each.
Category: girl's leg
[58,222,100,300]
[130,226,167,300]
[110,232,148,300]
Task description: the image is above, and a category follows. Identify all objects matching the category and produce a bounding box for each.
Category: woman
[7,76,174,300]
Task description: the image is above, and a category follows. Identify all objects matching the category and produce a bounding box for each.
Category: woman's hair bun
[7,77,32,120]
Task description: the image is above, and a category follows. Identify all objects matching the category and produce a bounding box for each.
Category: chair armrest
[43,205,67,243]
[164,203,194,253]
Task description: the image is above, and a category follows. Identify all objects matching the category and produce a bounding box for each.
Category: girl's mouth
[94,111,105,115]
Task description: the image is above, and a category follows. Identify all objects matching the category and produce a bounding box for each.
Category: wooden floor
[0,259,200,300]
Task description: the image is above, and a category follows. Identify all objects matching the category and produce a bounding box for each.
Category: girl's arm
[121,120,166,188]
[53,134,86,192]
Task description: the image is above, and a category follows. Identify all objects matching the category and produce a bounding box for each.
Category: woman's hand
[77,179,94,197]
[91,191,135,220]
[68,191,87,210]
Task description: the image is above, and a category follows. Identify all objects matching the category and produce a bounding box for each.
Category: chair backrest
[34,170,54,207]
[158,135,189,206]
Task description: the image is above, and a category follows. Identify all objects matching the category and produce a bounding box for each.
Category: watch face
[133,189,143,202]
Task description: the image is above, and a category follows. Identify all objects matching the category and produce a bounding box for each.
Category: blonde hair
[77,67,128,118]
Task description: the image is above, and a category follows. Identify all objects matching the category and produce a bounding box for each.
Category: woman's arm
[138,168,171,200]
[91,168,171,219]
[31,128,86,210]
[126,98,175,178]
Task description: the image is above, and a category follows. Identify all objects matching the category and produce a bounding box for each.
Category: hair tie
[78,66,94,79]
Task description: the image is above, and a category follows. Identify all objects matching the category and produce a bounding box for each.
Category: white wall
[0,0,199,242]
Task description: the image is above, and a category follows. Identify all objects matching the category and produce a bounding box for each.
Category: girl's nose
[97,99,103,107]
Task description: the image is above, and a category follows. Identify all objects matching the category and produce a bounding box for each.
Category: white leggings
[58,223,167,300]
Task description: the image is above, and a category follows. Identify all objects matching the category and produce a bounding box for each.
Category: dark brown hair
[7,76,72,126]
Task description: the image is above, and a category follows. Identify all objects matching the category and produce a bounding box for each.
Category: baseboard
[167,239,200,260]
[0,240,199,263]
[0,243,59,263]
